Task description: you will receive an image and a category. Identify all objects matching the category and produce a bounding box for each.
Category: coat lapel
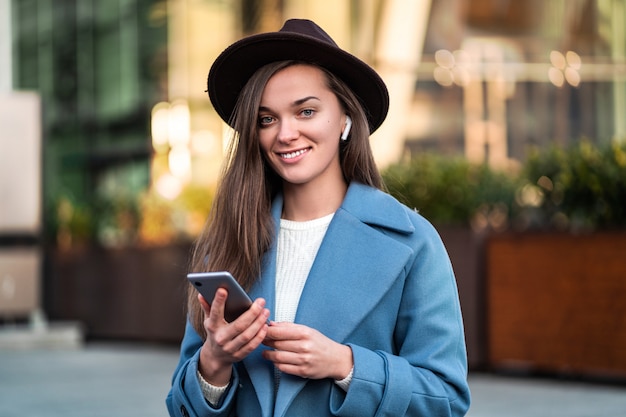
[297,208,414,341]
[243,183,416,417]
[274,211,414,417]
[242,200,281,417]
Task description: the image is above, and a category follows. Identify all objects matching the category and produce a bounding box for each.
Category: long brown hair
[187,60,383,336]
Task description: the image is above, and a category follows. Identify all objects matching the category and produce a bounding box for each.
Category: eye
[300,108,315,118]
[259,115,275,126]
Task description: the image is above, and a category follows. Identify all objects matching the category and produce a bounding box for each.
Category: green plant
[382,153,520,231]
[50,139,625,247]
[518,139,626,231]
[49,182,215,249]
[50,195,96,249]
[138,183,214,246]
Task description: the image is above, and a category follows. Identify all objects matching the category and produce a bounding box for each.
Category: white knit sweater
[275,213,333,323]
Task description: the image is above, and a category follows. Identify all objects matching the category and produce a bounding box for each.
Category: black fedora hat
[207,19,389,134]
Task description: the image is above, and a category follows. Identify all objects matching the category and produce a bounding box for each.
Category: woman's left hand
[262,322,353,380]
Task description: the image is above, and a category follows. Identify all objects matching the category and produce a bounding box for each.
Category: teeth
[281,149,307,159]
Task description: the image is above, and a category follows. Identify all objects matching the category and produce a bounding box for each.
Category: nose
[276,119,299,143]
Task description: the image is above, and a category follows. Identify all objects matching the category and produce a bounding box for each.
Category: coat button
[180,405,190,417]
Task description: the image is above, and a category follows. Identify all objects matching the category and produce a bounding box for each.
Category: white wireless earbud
[341,116,352,141]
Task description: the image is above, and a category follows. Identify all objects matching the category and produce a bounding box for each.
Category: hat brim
[207,32,389,134]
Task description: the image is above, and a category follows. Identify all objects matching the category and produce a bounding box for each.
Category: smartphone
[187,271,253,322]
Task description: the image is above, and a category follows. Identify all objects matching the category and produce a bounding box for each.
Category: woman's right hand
[197,289,270,386]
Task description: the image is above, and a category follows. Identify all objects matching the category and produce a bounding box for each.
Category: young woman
[167,19,470,417]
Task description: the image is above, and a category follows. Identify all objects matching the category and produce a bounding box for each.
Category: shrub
[382,153,520,231]
[382,139,626,233]
[517,139,626,232]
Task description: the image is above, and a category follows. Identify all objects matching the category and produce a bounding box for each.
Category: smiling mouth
[279,148,310,160]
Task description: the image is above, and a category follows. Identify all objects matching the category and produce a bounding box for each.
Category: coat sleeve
[166,321,239,417]
[329,216,471,417]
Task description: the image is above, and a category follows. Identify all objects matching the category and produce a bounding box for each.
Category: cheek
[258,132,272,154]
[258,134,281,172]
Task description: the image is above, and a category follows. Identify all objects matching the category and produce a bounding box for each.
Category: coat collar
[340,182,415,235]
[244,182,416,417]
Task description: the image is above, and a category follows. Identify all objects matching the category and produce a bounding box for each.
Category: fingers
[228,317,270,360]
[263,323,306,358]
[220,301,270,349]
[208,287,228,326]
[200,289,268,327]
[197,291,272,386]
[263,344,319,379]
[201,291,271,358]
[197,292,211,315]
[198,306,270,384]
[264,321,306,344]
[261,323,353,380]
[262,323,312,365]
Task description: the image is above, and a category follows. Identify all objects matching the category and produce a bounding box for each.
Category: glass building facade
[11,0,167,242]
[8,0,626,245]
[413,0,626,167]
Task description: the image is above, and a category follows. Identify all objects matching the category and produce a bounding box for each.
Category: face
[257,64,347,190]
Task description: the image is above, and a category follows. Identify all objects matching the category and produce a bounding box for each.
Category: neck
[282,180,348,221]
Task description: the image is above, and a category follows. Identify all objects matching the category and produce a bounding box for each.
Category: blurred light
[565,67,581,87]
[566,51,582,69]
[434,66,454,86]
[471,210,489,231]
[452,66,470,86]
[155,173,183,200]
[168,145,192,180]
[434,49,471,87]
[453,49,470,66]
[549,50,581,87]
[516,184,544,207]
[151,102,170,152]
[550,51,566,70]
[537,175,554,191]
[168,100,190,147]
[488,203,508,232]
[548,67,565,87]
[191,130,217,155]
[435,49,455,69]
[565,51,581,86]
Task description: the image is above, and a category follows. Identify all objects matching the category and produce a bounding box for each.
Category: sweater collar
[271,182,415,235]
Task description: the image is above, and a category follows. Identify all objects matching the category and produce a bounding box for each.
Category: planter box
[486,231,626,379]
[45,231,489,364]
[439,227,487,370]
[45,244,191,343]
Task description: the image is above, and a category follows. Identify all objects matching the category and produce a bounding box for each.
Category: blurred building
[10,0,167,242]
[3,0,625,348]
[5,0,626,242]
[415,0,626,169]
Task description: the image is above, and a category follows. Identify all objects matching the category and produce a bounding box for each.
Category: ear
[341,115,352,141]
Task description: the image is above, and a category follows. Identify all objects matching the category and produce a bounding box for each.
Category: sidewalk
[466,373,626,417]
[1,342,626,417]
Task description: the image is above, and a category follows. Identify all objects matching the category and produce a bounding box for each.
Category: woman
[167,19,470,417]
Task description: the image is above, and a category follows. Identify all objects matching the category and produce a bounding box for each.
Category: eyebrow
[293,96,320,106]
[259,96,320,112]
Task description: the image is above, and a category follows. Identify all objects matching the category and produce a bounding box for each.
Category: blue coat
[167,182,471,416]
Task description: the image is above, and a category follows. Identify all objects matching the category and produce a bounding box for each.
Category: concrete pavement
[1,342,626,417]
